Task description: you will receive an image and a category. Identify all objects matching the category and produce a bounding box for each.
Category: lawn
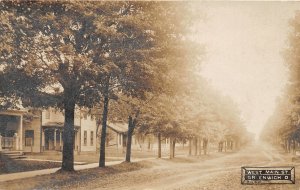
[0,160,154,190]
[0,154,62,174]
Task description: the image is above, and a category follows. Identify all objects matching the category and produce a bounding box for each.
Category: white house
[0,108,97,153]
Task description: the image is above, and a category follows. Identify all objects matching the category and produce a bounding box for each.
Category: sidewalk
[20,158,87,165]
[0,160,122,182]
[0,154,190,183]
[0,156,159,183]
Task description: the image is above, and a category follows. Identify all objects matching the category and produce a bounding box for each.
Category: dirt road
[1,142,298,190]
[90,143,298,190]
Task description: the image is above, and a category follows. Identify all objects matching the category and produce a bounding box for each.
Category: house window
[83,113,87,120]
[84,130,87,146]
[45,110,50,119]
[25,130,34,146]
[90,131,94,146]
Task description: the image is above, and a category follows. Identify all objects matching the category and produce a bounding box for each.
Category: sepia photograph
[0,1,300,189]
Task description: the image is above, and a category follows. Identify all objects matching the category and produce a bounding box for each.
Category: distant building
[0,108,97,153]
[106,122,127,149]
[103,122,170,153]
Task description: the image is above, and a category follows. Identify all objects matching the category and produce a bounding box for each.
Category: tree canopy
[260,11,300,150]
[0,1,248,170]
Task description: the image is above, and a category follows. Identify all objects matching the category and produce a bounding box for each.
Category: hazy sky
[195,2,300,138]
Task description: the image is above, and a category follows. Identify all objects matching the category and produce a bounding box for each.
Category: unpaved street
[89,143,298,190]
[1,143,298,190]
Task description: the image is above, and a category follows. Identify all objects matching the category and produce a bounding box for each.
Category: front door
[45,129,55,150]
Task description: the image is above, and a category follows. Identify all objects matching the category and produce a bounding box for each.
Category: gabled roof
[107,122,128,134]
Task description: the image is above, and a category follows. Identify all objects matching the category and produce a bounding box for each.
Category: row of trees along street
[0,2,250,171]
[260,11,300,154]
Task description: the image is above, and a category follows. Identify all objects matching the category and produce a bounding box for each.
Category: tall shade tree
[261,11,300,152]
[0,4,31,109]
[91,2,203,166]
[1,1,204,169]
[91,2,160,167]
[1,2,109,171]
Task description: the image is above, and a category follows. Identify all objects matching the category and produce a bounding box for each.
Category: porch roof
[42,122,80,129]
[107,122,128,134]
[0,109,27,116]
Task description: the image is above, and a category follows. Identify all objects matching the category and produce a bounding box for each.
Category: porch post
[0,135,2,151]
[76,130,80,152]
[14,133,19,150]
[73,130,77,152]
[121,134,125,153]
[121,134,123,147]
[19,115,23,151]
[41,129,45,151]
[54,129,57,150]
[59,131,62,150]
[78,129,81,153]
[117,133,119,149]
[75,131,78,152]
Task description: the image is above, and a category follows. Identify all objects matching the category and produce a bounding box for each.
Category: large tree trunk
[292,139,296,155]
[125,116,134,162]
[198,138,201,155]
[169,137,173,159]
[288,139,291,153]
[284,139,288,153]
[158,133,161,158]
[194,137,198,156]
[203,138,208,155]
[172,139,176,158]
[125,110,139,162]
[61,94,75,171]
[148,137,151,150]
[188,138,192,156]
[99,77,110,167]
